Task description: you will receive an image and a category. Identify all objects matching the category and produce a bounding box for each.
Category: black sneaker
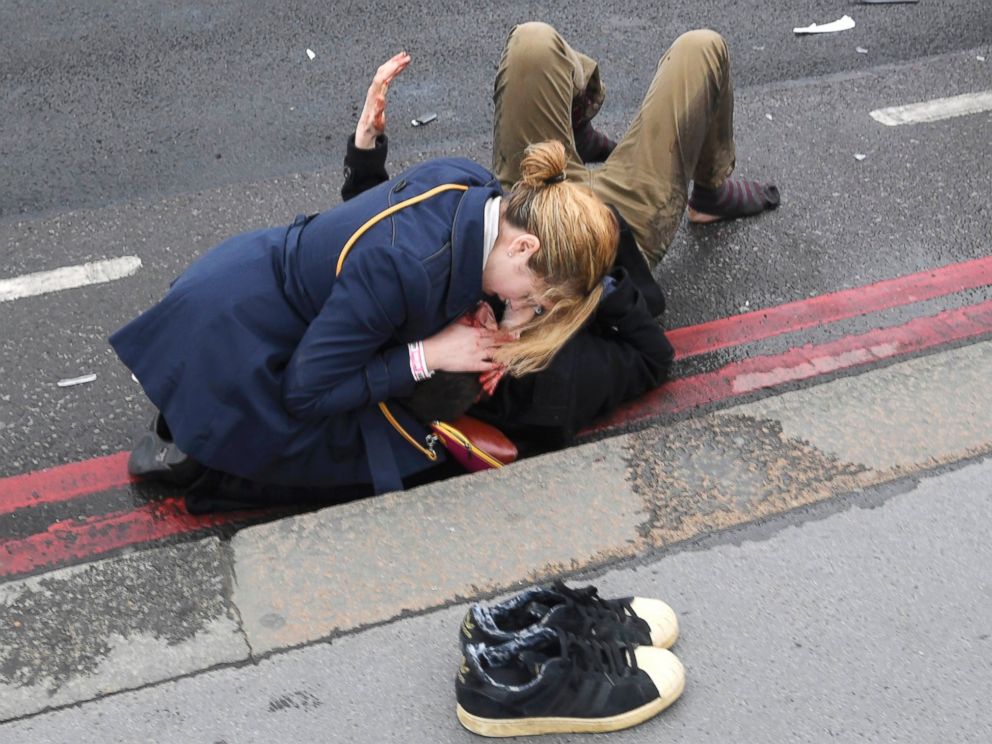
[460,581,678,653]
[128,413,205,487]
[456,627,685,737]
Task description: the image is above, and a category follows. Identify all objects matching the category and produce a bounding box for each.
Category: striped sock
[689,178,781,219]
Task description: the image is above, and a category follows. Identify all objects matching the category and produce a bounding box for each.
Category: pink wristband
[408,340,434,382]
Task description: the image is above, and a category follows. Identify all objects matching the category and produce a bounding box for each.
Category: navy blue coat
[110,157,501,492]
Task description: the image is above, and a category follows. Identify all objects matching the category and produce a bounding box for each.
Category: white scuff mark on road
[0,256,142,302]
[870,91,992,126]
[57,373,97,388]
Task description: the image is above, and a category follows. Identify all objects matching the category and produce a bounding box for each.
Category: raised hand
[355,51,411,149]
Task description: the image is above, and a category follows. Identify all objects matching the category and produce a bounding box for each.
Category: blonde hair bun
[517,141,568,189]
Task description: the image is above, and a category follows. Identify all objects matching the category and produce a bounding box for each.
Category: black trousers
[183,459,465,514]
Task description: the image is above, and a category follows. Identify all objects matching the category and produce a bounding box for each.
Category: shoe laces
[552,580,636,631]
[557,628,638,682]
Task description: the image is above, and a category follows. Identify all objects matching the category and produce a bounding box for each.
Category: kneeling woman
[110,135,617,499]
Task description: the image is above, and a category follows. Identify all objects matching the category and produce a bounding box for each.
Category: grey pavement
[0,540,247,721]
[4,456,990,743]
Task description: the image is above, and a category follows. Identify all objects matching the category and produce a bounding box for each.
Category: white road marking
[0,256,142,302]
[870,91,992,126]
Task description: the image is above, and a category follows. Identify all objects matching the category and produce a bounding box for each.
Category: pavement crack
[219,538,257,663]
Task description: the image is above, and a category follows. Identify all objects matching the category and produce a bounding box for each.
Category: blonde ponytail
[494,140,618,375]
[516,140,569,189]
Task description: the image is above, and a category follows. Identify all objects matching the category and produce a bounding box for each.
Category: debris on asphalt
[752,45,766,51]
[857,0,919,4]
[854,153,867,161]
[306,48,316,61]
[978,56,987,62]
[411,112,438,127]
[793,15,856,35]
[857,47,869,54]
[765,113,774,120]
[57,373,97,388]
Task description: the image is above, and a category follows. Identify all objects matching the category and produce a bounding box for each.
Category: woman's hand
[355,52,411,150]
[422,321,504,373]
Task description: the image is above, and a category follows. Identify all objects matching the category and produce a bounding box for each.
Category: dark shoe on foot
[572,120,616,164]
[128,413,205,487]
[571,89,615,164]
[456,627,685,737]
[688,177,780,222]
[460,580,678,653]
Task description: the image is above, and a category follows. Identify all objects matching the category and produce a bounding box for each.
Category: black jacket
[342,135,673,452]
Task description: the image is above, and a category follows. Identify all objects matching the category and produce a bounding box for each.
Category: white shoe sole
[456,650,685,737]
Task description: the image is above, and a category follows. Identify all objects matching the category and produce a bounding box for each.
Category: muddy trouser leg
[590,30,737,269]
[491,22,602,191]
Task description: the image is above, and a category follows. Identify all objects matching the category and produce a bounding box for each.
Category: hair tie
[543,172,566,185]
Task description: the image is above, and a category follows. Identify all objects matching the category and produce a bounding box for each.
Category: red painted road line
[0,452,135,517]
[4,299,991,580]
[0,497,260,578]
[3,255,991,515]
[668,255,992,359]
[585,298,992,434]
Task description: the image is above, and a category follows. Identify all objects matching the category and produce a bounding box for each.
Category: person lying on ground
[347,17,784,452]
[380,21,781,451]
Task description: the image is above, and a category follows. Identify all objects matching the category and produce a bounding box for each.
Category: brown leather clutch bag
[430,415,518,473]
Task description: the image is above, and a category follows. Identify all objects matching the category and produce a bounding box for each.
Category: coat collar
[446,180,503,317]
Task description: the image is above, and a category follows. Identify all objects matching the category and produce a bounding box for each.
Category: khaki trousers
[493,22,737,268]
